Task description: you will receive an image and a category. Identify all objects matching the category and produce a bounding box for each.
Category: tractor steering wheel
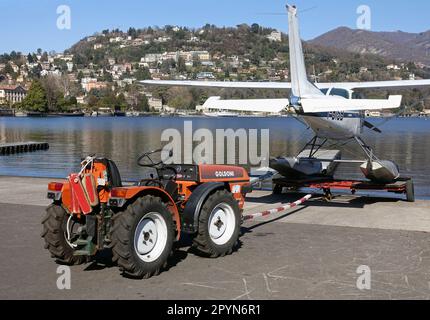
[137,149,164,168]
[137,149,178,180]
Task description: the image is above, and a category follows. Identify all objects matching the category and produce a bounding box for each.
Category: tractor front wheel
[41,204,86,265]
[193,190,241,258]
[110,196,174,279]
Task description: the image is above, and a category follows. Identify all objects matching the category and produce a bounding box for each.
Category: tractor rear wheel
[110,195,174,279]
[41,204,86,265]
[193,190,241,258]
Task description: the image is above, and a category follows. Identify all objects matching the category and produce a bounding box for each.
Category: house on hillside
[266,31,282,42]
[0,85,27,105]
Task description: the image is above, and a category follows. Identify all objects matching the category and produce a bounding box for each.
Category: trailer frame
[272,176,415,202]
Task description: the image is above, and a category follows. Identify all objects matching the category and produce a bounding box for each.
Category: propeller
[257,6,317,16]
[363,120,382,133]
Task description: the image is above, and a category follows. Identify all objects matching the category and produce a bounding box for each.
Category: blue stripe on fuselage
[304,112,362,119]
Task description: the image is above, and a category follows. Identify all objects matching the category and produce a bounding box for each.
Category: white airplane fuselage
[298,87,363,140]
[301,111,363,140]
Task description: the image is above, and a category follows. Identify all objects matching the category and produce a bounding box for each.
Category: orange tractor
[42,150,251,278]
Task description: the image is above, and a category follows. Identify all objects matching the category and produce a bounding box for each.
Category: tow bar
[243,194,312,222]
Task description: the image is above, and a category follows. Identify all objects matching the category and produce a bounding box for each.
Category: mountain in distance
[309,27,430,66]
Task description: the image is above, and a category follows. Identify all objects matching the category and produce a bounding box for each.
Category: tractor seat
[94,158,122,188]
[107,159,122,188]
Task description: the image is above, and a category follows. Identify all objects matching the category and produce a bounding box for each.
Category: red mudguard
[82,174,99,207]
[69,174,92,215]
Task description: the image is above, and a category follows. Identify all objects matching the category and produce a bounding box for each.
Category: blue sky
[2,0,430,54]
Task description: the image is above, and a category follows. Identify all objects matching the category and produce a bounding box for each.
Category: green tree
[22,80,48,112]
[4,63,15,76]
[177,57,186,73]
[166,87,193,109]
[251,23,260,34]
[115,93,128,111]
[134,67,152,80]
[77,71,84,82]
[87,94,99,109]
[27,53,34,64]
[136,94,149,112]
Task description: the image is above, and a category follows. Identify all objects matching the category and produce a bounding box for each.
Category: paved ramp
[0,176,429,300]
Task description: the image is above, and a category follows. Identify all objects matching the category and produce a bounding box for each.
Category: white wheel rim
[208,203,236,245]
[134,213,168,263]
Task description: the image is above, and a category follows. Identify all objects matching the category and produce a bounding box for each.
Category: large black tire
[41,204,86,265]
[193,190,241,258]
[406,179,415,203]
[110,196,174,279]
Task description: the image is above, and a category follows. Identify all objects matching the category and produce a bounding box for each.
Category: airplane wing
[141,79,430,91]
[141,80,291,89]
[317,79,430,90]
[202,96,289,113]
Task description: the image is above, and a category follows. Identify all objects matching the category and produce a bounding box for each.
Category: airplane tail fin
[287,4,323,99]
[287,4,402,113]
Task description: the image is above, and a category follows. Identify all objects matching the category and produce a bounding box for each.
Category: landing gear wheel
[110,196,174,279]
[273,184,283,195]
[406,179,415,203]
[193,190,241,258]
[323,189,333,202]
[41,204,86,265]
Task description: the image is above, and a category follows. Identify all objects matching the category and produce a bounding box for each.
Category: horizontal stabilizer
[301,95,402,113]
[202,96,289,113]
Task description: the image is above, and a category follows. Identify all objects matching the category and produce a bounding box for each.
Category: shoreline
[1,113,429,119]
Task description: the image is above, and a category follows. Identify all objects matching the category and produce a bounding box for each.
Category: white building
[0,85,27,105]
[197,72,215,80]
[66,62,74,72]
[191,51,211,61]
[387,64,401,71]
[155,36,171,43]
[142,54,163,64]
[148,97,163,111]
[40,69,62,77]
[266,31,282,42]
[109,37,123,43]
[162,52,179,62]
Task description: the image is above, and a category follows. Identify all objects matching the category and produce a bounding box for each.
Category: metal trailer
[272,176,415,203]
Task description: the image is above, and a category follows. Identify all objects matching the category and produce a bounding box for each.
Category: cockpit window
[352,92,364,99]
[320,88,329,95]
[329,88,350,99]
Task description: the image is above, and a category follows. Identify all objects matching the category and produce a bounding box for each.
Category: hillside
[310,27,430,66]
[65,25,430,83]
[2,24,430,112]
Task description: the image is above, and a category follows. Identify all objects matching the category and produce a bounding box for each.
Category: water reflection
[0,117,429,198]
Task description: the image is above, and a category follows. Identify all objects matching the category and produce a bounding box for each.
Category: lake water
[0,116,429,198]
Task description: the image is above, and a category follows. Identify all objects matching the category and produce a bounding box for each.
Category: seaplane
[142,4,430,187]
